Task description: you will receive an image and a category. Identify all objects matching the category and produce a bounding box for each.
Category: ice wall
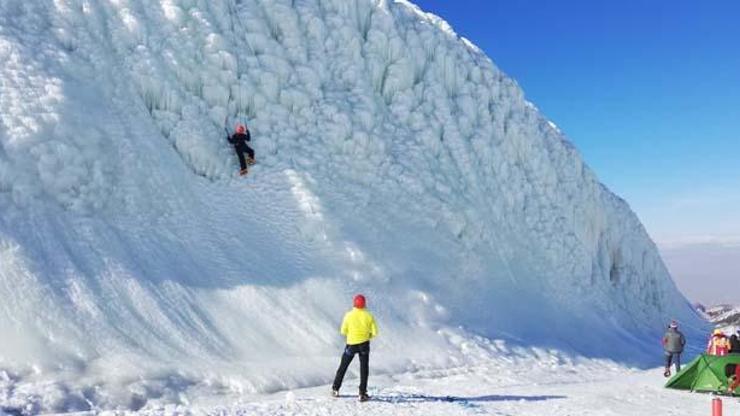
[0,0,702,410]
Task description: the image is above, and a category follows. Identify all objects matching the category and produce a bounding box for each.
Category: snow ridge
[0,0,701,411]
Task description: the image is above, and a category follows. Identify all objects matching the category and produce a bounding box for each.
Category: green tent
[665,353,740,394]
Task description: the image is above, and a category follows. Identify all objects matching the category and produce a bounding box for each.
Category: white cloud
[657,236,740,250]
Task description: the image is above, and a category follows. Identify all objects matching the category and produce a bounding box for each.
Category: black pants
[235,145,255,170]
[664,352,681,373]
[332,341,370,394]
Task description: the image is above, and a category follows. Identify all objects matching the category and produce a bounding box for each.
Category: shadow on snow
[370,393,567,404]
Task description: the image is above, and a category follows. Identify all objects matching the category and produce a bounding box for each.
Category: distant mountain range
[698,304,740,330]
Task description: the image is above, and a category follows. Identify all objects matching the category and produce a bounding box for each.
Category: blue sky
[412,0,740,244]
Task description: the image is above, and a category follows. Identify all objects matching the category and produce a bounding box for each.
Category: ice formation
[0,0,702,411]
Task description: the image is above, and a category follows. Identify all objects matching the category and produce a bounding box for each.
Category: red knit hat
[353,294,366,309]
[235,124,246,134]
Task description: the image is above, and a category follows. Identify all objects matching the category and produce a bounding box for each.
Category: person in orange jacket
[706,329,730,356]
[331,294,378,402]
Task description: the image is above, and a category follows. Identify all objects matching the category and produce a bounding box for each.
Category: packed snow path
[0,0,704,411]
[70,361,740,416]
[221,372,739,416]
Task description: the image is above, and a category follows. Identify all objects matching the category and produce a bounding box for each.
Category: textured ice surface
[0,0,703,411]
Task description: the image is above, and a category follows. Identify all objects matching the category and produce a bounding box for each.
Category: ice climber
[706,329,730,356]
[662,320,686,377]
[227,123,255,176]
[331,294,378,402]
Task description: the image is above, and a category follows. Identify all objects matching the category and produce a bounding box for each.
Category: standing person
[227,124,255,176]
[331,294,378,402]
[729,363,740,394]
[706,329,730,356]
[729,330,740,354]
[662,320,686,377]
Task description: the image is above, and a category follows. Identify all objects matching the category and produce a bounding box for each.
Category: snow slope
[0,0,704,411]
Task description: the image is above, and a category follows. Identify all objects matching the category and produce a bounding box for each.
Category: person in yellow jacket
[706,329,730,356]
[331,294,378,402]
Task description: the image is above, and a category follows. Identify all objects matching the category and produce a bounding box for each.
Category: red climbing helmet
[353,294,366,309]
[235,124,246,134]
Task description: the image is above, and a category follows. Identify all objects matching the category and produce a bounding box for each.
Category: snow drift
[0,0,702,411]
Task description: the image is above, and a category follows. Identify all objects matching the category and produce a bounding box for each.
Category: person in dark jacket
[662,320,686,377]
[730,331,740,354]
[227,124,255,176]
[729,362,740,394]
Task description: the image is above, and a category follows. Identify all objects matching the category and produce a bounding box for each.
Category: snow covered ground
[0,0,707,412]
[209,365,739,416]
[4,344,735,415]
